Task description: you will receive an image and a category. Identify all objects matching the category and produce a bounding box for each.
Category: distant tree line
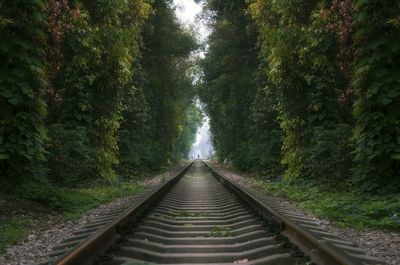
[0,0,201,201]
[199,0,400,193]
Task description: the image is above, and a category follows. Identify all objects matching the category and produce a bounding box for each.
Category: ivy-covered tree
[245,0,354,182]
[141,0,198,167]
[0,0,49,197]
[45,0,99,185]
[353,0,400,191]
[199,0,259,169]
[45,0,153,184]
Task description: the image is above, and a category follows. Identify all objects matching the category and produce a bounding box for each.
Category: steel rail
[54,162,193,265]
[203,161,386,265]
[49,160,385,265]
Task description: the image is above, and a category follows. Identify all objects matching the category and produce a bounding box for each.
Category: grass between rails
[0,182,146,253]
[253,180,400,231]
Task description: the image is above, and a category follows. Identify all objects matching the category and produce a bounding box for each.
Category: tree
[0,0,49,197]
[353,0,400,191]
[199,0,258,169]
[141,0,198,167]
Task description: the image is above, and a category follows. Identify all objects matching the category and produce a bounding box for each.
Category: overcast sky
[173,0,202,24]
[173,0,209,43]
[173,1,214,159]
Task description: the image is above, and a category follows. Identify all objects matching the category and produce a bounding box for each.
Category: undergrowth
[54,182,146,220]
[0,218,35,253]
[0,182,146,253]
[253,180,400,231]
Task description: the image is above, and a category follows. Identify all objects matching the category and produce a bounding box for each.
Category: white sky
[173,0,214,159]
[173,0,202,25]
[173,0,209,43]
[190,116,214,159]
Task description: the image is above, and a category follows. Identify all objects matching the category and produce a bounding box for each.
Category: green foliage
[54,182,146,219]
[174,102,203,161]
[82,0,153,181]
[200,0,355,185]
[352,0,400,192]
[0,0,48,196]
[0,181,146,252]
[171,210,209,219]
[248,86,283,175]
[45,1,100,185]
[1,0,200,204]
[141,0,198,166]
[117,87,153,177]
[46,124,94,185]
[201,0,354,184]
[0,217,35,253]
[202,0,399,193]
[255,180,400,231]
[199,0,259,169]
[248,0,352,181]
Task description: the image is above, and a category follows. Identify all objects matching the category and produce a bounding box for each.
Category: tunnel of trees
[198,0,400,193]
[0,0,399,207]
[0,0,202,202]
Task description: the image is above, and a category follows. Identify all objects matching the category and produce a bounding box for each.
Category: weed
[171,211,209,219]
[210,225,232,237]
[171,210,190,218]
[190,212,209,218]
[0,217,35,253]
[159,175,166,183]
[254,180,400,231]
[56,183,146,220]
[0,181,147,252]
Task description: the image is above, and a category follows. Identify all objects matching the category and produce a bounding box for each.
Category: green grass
[253,180,400,231]
[54,182,147,220]
[210,225,232,237]
[170,210,209,219]
[0,182,146,253]
[0,217,36,253]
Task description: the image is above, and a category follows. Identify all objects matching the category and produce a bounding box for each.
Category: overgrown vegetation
[1,0,399,253]
[0,0,201,200]
[199,0,400,193]
[209,225,232,237]
[171,210,209,219]
[0,181,145,253]
[254,180,400,231]
[54,182,146,220]
[0,0,202,251]
[0,217,35,253]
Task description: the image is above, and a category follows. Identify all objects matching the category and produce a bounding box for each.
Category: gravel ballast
[0,167,183,265]
[211,163,400,265]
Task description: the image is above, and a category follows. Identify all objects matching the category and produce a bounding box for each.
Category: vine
[353,0,400,191]
[0,0,48,196]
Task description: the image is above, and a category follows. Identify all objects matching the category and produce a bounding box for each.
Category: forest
[0,0,400,262]
[0,0,398,204]
[0,0,202,203]
[199,0,400,193]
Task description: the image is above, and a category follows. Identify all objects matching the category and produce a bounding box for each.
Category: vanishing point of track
[41,161,386,265]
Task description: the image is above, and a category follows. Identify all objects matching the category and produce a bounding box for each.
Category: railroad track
[41,161,386,265]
